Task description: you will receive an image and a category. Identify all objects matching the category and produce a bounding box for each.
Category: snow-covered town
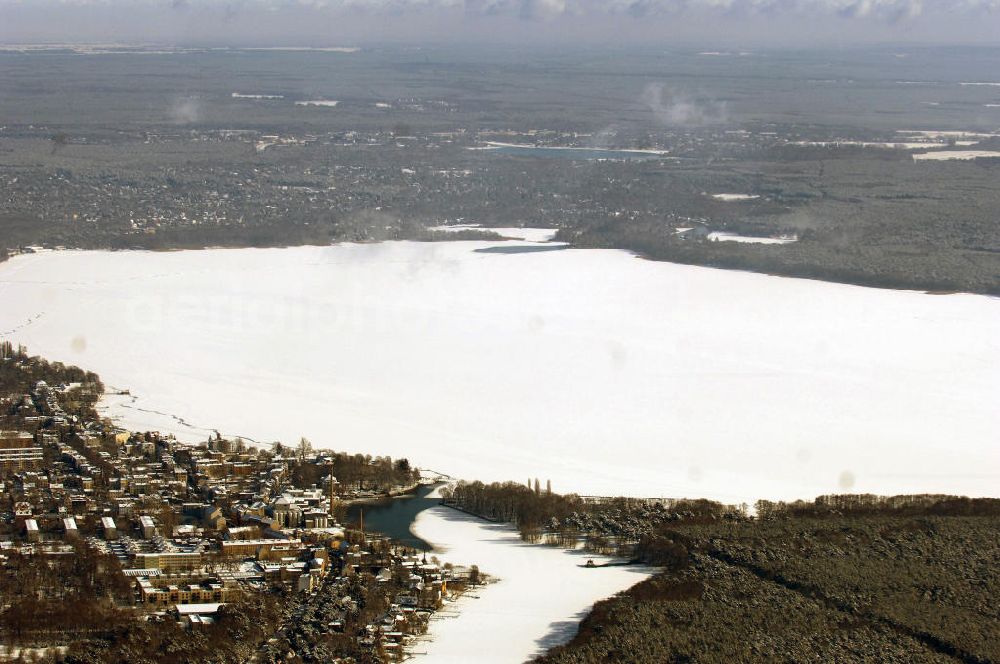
[0,342,480,662]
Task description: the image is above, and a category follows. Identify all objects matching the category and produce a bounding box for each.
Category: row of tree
[442,480,576,537]
[441,480,739,546]
[755,493,1000,519]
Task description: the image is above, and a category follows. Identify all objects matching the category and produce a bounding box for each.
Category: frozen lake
[0,242,997,504]
[475,142,672,160]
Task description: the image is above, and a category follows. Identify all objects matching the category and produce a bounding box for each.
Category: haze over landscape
[3,0,1000,46]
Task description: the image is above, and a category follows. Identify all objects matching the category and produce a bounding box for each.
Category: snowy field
[912,150,1000,161]
[411,487,653,663]
[791,140,951,149]
[711,193,761,202]
[231,92,284,100]
[478,141,671,156]
[707,232,798,245]
[0,242,998,503]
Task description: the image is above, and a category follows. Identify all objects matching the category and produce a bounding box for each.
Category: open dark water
[344,483,442,551]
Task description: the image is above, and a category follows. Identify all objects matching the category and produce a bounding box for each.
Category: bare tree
[298,437,312,462]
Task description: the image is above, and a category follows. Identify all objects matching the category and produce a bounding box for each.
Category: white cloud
[641,83,728,127]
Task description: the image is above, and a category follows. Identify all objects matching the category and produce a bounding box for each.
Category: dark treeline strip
[757,493,1000,519]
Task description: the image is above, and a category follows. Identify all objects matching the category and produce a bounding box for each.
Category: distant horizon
[3,40,1000,49]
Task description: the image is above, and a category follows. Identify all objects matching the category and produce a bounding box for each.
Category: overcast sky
[1,0,999,47]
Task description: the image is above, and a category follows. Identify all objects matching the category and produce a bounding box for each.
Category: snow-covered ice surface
[411,488,654,663]
[96,392,219,441]
[0,242,998,503]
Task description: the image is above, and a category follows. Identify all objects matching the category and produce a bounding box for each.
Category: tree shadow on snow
[473,245,569,255]
[534,608,593,653]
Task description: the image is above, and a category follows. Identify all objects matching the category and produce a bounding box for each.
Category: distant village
[0,121,777,256]
[0,342,478,663]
